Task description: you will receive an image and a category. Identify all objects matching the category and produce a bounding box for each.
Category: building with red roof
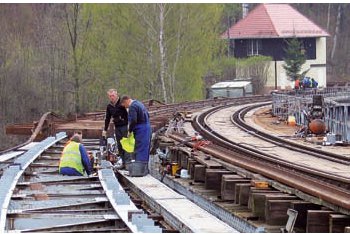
[222,4,329,90]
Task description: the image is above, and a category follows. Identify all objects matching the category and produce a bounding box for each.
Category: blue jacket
[128,100,150,132]
[128,100,151,162]
[60,143,92,176]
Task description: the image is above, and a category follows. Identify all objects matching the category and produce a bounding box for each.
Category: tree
[282,37,307,81]
[331,4,343,62]
[65,3,92,113]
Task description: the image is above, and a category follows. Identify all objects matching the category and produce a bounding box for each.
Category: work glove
[102,130,107,137]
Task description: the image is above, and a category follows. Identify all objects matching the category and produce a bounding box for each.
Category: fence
[272,88,350,142]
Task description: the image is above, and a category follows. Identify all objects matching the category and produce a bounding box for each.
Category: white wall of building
[266,37,327,89]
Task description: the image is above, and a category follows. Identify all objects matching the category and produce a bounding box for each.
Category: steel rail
[0,112,53,155]
[183,103,350,212]
[168,132,350,212]
[1,136,162,232]
[0,132,67,232]
[199,103,350,185]
[232,103,350,165]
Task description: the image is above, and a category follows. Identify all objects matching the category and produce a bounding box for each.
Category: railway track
[193,102,349,211]
[2,96,266,233]
[2,95,350,232]
[151,98,349,232]
[232,103,350,165]
[0,133,163,232]
[166,101,350,213]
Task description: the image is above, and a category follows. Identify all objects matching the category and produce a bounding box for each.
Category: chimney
[242,3,249,18]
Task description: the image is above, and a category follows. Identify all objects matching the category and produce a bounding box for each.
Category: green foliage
[77,4,223,104]
[220,4,241,33]
[282,37,307,81]
[209,55,271,94]
[210,55,271,76]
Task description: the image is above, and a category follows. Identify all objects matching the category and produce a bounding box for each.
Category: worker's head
[107,89,118,104]
[120,95,132,108]
[71,131,82,143]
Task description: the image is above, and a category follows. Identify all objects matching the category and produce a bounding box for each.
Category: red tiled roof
[222,4,329,39]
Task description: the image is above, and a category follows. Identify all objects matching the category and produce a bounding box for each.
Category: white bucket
[180,169,189,178]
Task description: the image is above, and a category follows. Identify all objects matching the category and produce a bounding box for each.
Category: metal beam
[0,132,67,232]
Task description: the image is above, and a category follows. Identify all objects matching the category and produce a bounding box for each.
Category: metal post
[275,60,277,90]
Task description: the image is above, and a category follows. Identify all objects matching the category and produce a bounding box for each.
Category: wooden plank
[251,193,296,220]
[187,159,197,179]
[265,200,299,225]
[290,201,321,231]
[204,169,232,190]
[193,155,222,169]
[234,183,251,204]
[329,214,350,233]
[193,164,206,182]
[306,210,335,233]
[179,151,188,169]
[238,184,251,206]
[170,149,179,164]
[118,172,237,233]
[248,188,278,210]
[221,175,250,201]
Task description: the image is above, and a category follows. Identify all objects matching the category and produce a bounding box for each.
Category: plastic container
[180,169,189,179]
[171,163,179,176]
[287,116,296,126]
[127,161,149,177]
[120,133,135,153]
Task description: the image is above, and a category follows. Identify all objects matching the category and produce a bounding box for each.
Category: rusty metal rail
[232,103,350,165]
[171,102,350,214]
[1,112,54,155]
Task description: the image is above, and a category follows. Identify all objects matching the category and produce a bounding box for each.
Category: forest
[0,3,349,150]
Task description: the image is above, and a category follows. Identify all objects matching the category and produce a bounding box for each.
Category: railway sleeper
[154,136,350,233]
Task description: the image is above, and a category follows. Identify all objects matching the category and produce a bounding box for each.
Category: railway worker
[311,78,318,89]
[102,89,129,169]
[120,95,151,176]
[59,132,92,176]
[302,76,311,89]
[294,78,300,90]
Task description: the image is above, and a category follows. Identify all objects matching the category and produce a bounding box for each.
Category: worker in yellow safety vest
[59,132,92,176]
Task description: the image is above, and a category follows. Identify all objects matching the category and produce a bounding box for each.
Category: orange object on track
[309,119,326,135]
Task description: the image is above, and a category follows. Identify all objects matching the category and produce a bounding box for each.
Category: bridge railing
[272,88,350,142]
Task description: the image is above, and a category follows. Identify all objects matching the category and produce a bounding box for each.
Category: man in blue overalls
[120,95,151,176]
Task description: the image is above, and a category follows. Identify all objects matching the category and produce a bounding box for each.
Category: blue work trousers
[133,123,151,162]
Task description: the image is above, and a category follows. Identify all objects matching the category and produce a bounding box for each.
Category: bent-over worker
[120,95,152,165]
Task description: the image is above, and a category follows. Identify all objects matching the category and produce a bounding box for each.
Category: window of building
[247,39,262,56]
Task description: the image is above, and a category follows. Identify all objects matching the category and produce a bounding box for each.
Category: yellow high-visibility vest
[59,141,84,175]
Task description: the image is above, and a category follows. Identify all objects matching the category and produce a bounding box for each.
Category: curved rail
[179,102,350,213]
[0,112,53,155]
[232,103,350,165]
[197,102,350,185]
[0,132,67,231]
[0,135,163,232]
